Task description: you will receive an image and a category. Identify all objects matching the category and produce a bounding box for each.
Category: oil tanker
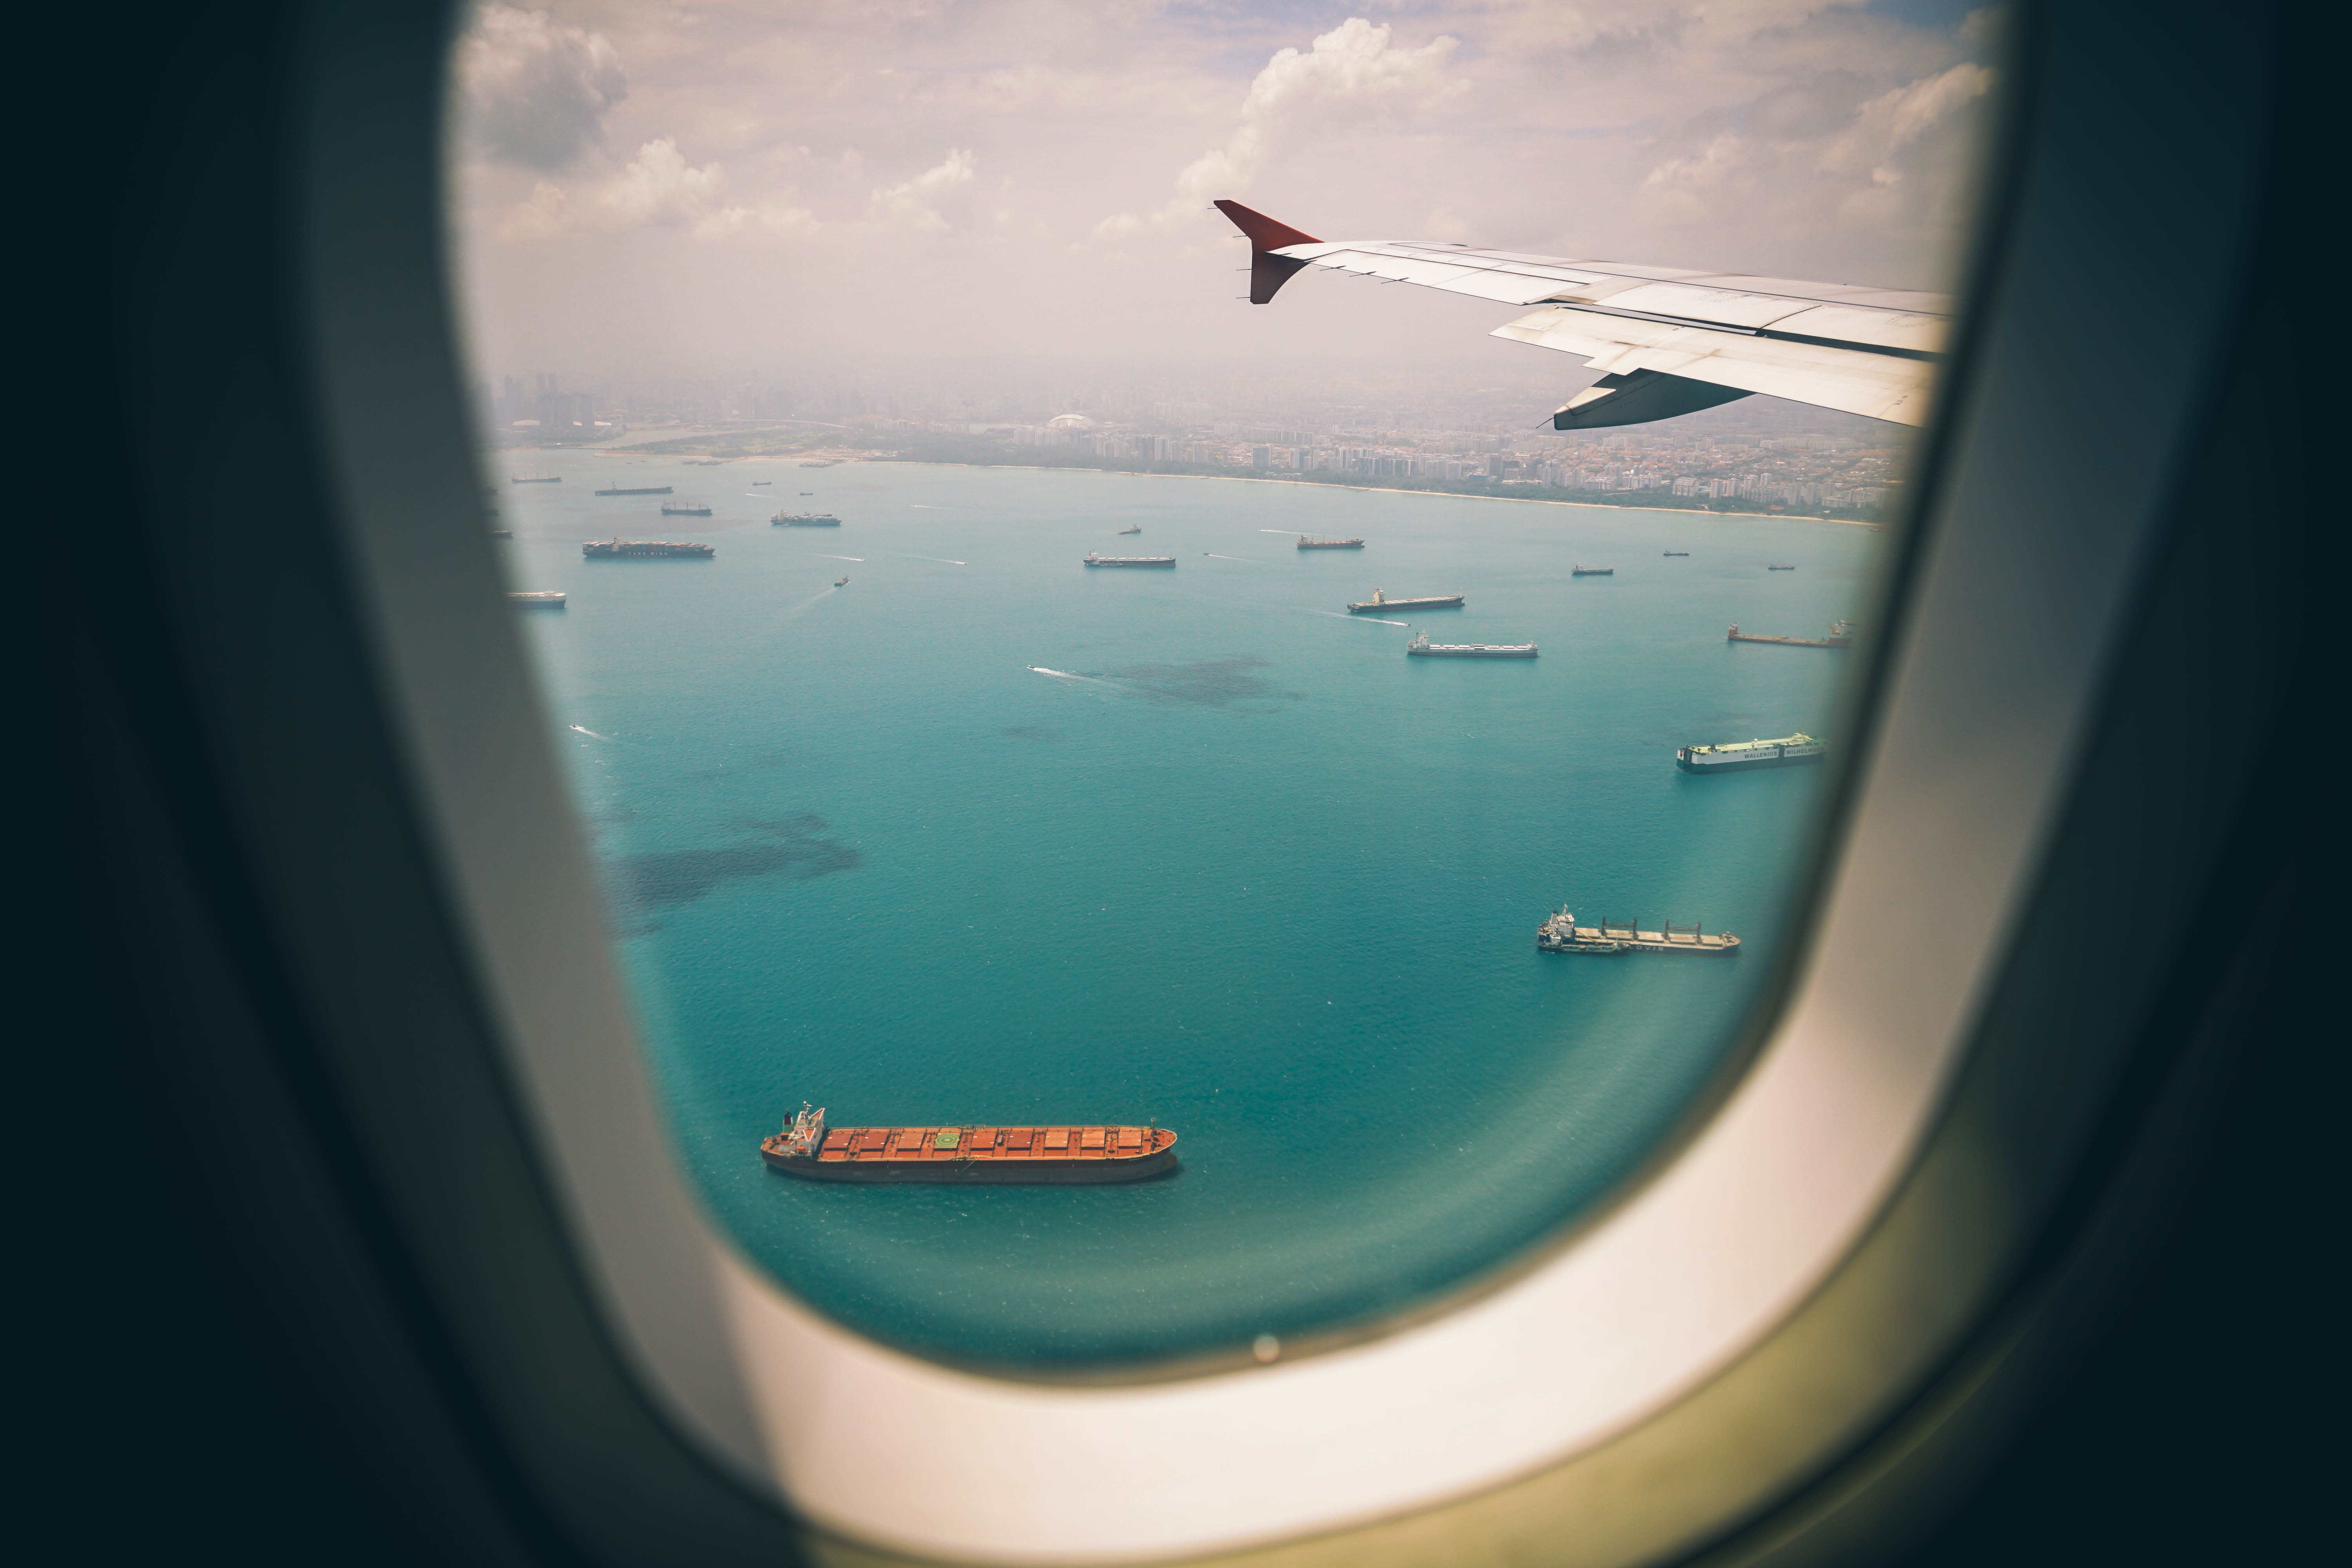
[1348,588,1461,613]
[583,538,714,559]
[760,1105,1178,1184]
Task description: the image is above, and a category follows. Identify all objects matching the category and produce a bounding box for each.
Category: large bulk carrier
[1084,552,1177,568]
[1407,632,1536,658]
[760,1105,1178,1184]
[583,538,714,559]
[773,512,842,526]
[1348,588,1461,613]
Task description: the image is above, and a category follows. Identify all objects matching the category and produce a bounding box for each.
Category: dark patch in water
[1002,725,1063,742]
[1114,656,1293,708]
[605,815,860,913]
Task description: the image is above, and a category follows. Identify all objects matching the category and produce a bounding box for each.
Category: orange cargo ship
[760,1105,1178,1184]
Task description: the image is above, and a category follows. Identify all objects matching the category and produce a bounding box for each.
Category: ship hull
[775,520,841,527]
[763,1145,1178,1184]
[1676,751,1826,773]
[1085,558,1176,568]
[1348,596,1461,613]
[594,487,674,496]
[1408,646,1536,658]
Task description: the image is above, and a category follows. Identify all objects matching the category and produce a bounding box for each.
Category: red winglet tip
[1213,200,1320,251]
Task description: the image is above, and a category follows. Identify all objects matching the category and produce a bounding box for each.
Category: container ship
[1676,732,1826,773]
[595,485,673,496]
[760,1105,1178,1185]
[1298,535,1365,549]
[1537,907,1740,955]
[772,511,841,526]
[1348,589,1461,614]
[1408,632,1536,658]
[661,501,713,516]
[1728,620,1853,648]
[1085,552,1176,568]
[583,538,714,559]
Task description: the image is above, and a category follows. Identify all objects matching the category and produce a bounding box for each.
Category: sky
[447,1,2005,387]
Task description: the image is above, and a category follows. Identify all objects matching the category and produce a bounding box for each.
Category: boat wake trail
[568,724,614,740]
[1308,610,1406,626]
[1257,528,1298,535]
[1026,666,1115,686]
[816,554,864,562]
[1204,554,1258,563]
[782,588,838,619]
[898,554,968,566]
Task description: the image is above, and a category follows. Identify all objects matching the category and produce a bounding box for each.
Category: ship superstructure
[1675,733,1826,773]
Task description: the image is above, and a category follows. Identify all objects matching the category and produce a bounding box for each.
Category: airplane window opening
[444,2,2004,1376]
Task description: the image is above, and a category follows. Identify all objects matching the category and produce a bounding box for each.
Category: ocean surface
[496,452,1879,1368]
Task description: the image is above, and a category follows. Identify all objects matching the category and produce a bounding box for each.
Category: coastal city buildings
[474,363,1909,521]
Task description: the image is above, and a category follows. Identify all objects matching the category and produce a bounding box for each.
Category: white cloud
[870,150,978,231]
[495,138,814,242]
[1820,62,1997,178]
[459,5,627,170]
[1094,16,1462,245]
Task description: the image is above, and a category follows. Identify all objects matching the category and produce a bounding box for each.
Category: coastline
[861,460,1873,526]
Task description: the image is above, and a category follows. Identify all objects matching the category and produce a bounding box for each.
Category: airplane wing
[1214,200,1949,430]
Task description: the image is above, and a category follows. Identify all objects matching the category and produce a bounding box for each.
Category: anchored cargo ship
[1085,552,1176,568]
[595,485,673,496]
[1676,732,1826,773]
[1537,907,1740,955]
[1348,589,1462,614]
[1572,565,1615,576]
[1118,525,1143,535]
[1298,535,1365,549]
[1408,632,1536,658]
[661,501,713,516]
[1728,620,1853,648]
[772,511,841,526]
[510,474,561,484]
[760,1104,1179,1185]
[507,590,566,607]
[583,538,714,559]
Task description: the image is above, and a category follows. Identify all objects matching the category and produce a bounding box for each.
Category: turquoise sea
[497,452,1878,1368]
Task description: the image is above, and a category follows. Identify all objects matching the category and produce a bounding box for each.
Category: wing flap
[1494,307,1938,426]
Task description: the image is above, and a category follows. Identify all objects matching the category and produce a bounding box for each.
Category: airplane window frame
[251,0,2291,1560]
